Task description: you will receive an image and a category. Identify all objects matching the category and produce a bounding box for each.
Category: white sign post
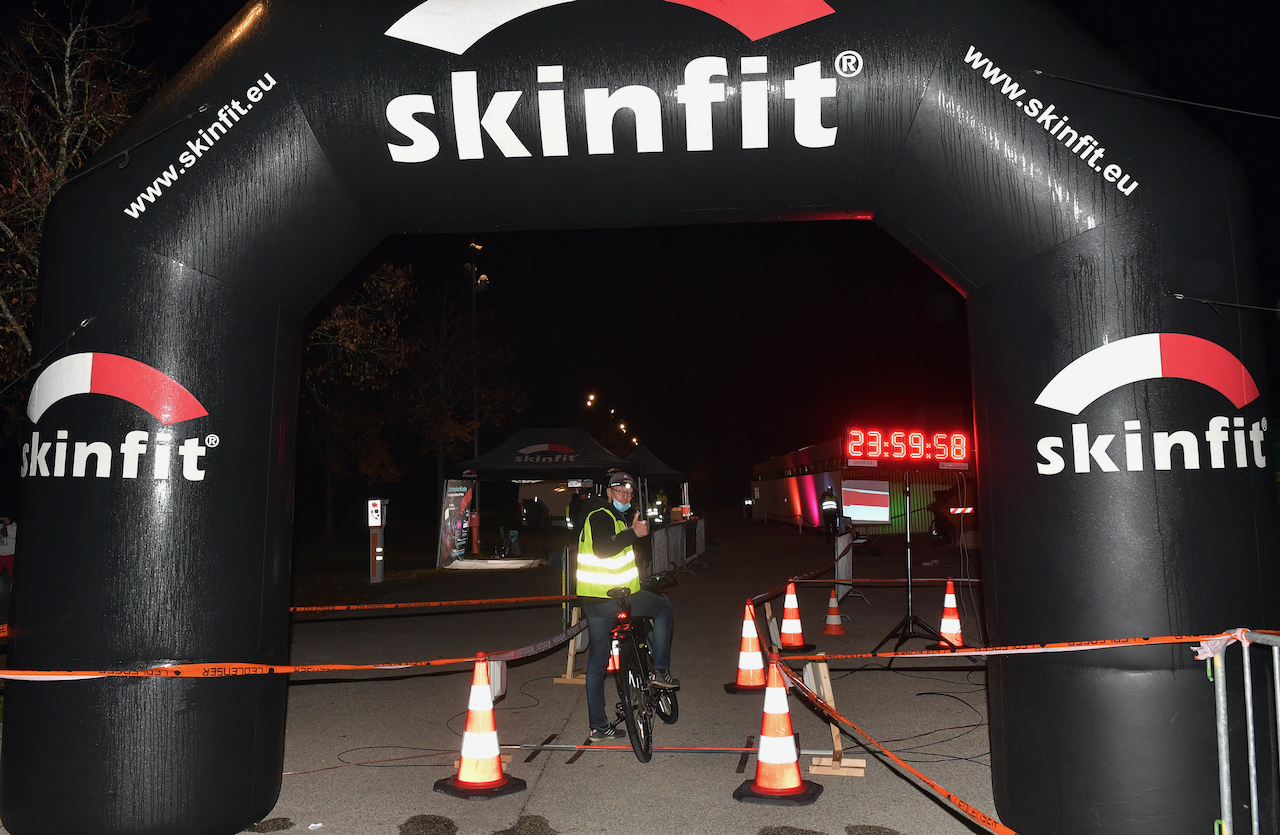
[368,499,387,584]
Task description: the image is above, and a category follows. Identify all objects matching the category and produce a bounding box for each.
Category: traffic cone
[779,582,815,652]
[434,653,527,799]
[820,589,847,636]
[935,578,964,648]
[733,653,823,805]
[606,638,620,673]
[725,601,767,693]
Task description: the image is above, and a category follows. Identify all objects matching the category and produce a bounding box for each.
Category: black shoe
[589,726,626,743]
[650,670,680,690]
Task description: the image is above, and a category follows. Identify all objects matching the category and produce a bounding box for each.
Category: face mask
[612,498,632,513]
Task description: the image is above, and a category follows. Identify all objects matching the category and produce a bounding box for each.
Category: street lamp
[466,241,488,459]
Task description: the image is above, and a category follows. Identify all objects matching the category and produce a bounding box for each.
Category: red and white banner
[842,480,890,524]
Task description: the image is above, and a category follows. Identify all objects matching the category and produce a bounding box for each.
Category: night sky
[4,0,1277,513]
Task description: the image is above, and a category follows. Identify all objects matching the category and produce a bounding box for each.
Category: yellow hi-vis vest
[821,493,838,512]
[576,506,640,598]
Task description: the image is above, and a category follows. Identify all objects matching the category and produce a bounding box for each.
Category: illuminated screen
[841,479,890,524]
[846,427,971,470]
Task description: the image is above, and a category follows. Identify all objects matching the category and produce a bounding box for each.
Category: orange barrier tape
[787,578,982,585]
[290,594,575,614]
[779,631,1224,663]
[0,658,473,682]
[0,619,587,682]
[0,601,572,642]
[489,620,585,662]
[777,663,1017,835]
[754,559,838,603]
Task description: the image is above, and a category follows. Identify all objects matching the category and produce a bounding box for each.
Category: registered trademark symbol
[835,50,863,78]
[205,434,220,448]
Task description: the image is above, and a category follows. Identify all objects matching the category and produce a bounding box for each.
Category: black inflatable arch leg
[3,2,1275,833]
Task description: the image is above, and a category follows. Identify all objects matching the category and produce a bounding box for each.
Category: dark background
[2,0,1276,533]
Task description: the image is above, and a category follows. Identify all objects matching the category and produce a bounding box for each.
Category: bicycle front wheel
[617,642,654,762]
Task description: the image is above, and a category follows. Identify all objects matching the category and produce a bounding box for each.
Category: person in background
[820,486,839,543]
[576,472,678,742]
[650,485,669,528]
[567,491,584,531]
[0,514,15,621]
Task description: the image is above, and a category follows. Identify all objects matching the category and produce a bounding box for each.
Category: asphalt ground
[2,515,999,835]
[247,515,997,835]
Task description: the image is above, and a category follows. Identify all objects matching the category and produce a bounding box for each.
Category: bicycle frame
[606,588,677,761]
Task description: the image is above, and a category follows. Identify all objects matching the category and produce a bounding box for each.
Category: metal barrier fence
[1202,629,1280,835]
[649,517,706,578]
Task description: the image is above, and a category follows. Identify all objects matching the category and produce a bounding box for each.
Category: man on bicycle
[577,471,678,742]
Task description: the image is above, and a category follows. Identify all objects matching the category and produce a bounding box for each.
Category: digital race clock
[846,426,971,470]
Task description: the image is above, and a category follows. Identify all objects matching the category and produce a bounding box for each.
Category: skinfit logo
[1033,333,1266,475]
[515,443,577,463]
[385,0,835,55]
[22,353,215,482]
[383,1,855,165]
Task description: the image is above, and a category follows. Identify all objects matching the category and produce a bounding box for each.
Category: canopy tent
[624,446,686,484]
[452,427,629,481]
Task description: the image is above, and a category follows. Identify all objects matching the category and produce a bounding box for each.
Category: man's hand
[631,514,649,537]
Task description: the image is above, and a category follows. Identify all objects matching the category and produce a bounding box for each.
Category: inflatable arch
[4,1,1277,832]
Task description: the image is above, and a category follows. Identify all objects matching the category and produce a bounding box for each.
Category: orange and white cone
[935,578,964,648]
[725,601,767,693]
[779,582,814,651]
[434,652,527,798]
[733,653,823,805]
[820,589,847,636]
[606,639,620,673]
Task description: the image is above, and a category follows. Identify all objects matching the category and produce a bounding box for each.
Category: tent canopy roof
[624,445,686,484]
[452,427,628,481]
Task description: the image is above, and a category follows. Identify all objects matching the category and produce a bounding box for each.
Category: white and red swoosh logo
[27,353,208,425]
[517,443,576,454]
[1034,333,1260,415]
[385,0,835,55]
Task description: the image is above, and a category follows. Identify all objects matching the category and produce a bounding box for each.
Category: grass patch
[291,567,446,611]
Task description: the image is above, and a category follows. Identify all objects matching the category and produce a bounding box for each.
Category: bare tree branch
[0,1,153,429]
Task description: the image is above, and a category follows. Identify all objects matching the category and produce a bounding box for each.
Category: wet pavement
[0,513,997,835]
[252,513,996,835]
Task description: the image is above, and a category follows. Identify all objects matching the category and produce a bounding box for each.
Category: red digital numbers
[909,432,924,459]
[848,427,970,464]
[890,432,906,458]
[933,433,949,459]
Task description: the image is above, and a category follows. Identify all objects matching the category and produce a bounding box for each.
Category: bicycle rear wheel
[634,617,677,724]
[617,640,654,762]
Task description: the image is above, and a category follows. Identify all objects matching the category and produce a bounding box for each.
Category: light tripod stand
[871,470,948,657]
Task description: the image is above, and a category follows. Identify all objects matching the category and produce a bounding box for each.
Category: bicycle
[606,587,678,762]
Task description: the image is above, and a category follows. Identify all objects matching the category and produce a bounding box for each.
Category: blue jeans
[583,590,674,730]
